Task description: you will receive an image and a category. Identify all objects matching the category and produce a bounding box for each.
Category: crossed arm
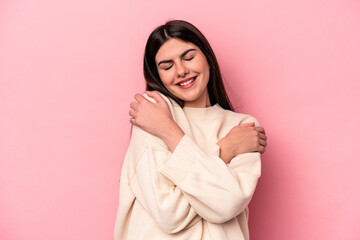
[127,125,261,234]
[129,91,267,161]
[125,91,266,233]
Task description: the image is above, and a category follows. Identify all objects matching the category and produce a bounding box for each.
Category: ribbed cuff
[160,134,200,185]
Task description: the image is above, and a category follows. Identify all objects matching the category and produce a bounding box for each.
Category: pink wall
[1,0,359,239]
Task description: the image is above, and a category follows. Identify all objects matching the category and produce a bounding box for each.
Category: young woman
[114,20,267,240]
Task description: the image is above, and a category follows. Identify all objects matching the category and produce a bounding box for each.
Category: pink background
[1,0,359,239]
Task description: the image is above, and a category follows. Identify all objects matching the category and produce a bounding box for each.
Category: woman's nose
[176,62,189,77]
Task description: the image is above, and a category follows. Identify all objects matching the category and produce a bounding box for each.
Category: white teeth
[179,78,195,86]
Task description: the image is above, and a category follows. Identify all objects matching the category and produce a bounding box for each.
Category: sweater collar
[182,103,222,120]
[167,96,223,120]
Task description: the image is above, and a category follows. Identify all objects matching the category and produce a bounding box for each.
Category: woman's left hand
[129,91,184,151]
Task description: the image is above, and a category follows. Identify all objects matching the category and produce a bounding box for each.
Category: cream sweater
[114,92,261,240]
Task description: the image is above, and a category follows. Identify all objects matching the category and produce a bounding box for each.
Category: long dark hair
[143,20,233,110]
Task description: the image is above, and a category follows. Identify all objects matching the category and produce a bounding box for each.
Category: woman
[114,20,267,240]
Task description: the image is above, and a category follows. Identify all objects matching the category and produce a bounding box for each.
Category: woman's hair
[143,20,233,110]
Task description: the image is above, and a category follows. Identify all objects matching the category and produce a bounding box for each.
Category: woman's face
[155,38,211,108]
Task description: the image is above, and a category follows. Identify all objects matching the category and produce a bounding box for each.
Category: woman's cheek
[160,74,172,87]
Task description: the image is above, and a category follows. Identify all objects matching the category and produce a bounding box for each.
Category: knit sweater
[114,92,261,240]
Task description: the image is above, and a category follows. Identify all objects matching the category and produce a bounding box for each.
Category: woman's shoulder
[142,90,174,105]
[142,90,179,112]
[218,107,261,126]
[142,90,261,126]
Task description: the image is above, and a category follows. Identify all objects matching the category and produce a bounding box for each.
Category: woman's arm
[129,91,267,159]
[127,91,263,225]
[129,123,260,229]
[158,132,261,224]
[126,125,201,234]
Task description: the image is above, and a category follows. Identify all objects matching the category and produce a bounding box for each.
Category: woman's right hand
[129,91,185,152]
[217,123,267,164]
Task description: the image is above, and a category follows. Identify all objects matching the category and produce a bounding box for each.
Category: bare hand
[217,122,267,164]
[129,91,184,151]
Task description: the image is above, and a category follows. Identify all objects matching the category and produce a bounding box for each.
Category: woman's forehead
[155,38,199,61]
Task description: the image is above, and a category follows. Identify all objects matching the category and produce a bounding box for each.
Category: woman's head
[144,20,233,110]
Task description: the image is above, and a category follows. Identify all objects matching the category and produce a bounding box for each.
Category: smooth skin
[129,38,267,164]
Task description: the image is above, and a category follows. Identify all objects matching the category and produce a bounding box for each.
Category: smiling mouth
[177,76,197,86]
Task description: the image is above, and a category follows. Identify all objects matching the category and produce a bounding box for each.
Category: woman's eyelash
[163,56,194,70]
[164,65,173,70]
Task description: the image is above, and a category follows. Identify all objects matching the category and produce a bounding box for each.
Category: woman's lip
[176,76,197,85]
[177,77,197,89]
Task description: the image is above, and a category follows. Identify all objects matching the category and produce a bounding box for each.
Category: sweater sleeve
[129,114,261,229]
[160,114,262,224]
[160,134,261,224]
[128,125,201,234]
[114,145,136,240]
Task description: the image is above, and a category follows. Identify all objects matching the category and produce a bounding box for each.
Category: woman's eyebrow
[157,48,197,66]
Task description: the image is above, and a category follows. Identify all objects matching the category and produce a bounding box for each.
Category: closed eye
[184,56,194,61]
[164,64,173,70]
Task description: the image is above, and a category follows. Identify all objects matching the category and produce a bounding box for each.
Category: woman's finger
[254,126,265,133]
[258,132,267,141]
[130,102,138,110]
[259,139,267,147]
[129,109,136,118]
[130,118,137,125]
[146,91,165,104]
[134,93,147,103]
[258,145,266,154]
[238,122,255,127]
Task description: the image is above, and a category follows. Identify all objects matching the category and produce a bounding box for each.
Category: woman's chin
[170,91,195,101]
[179,94,199,103]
